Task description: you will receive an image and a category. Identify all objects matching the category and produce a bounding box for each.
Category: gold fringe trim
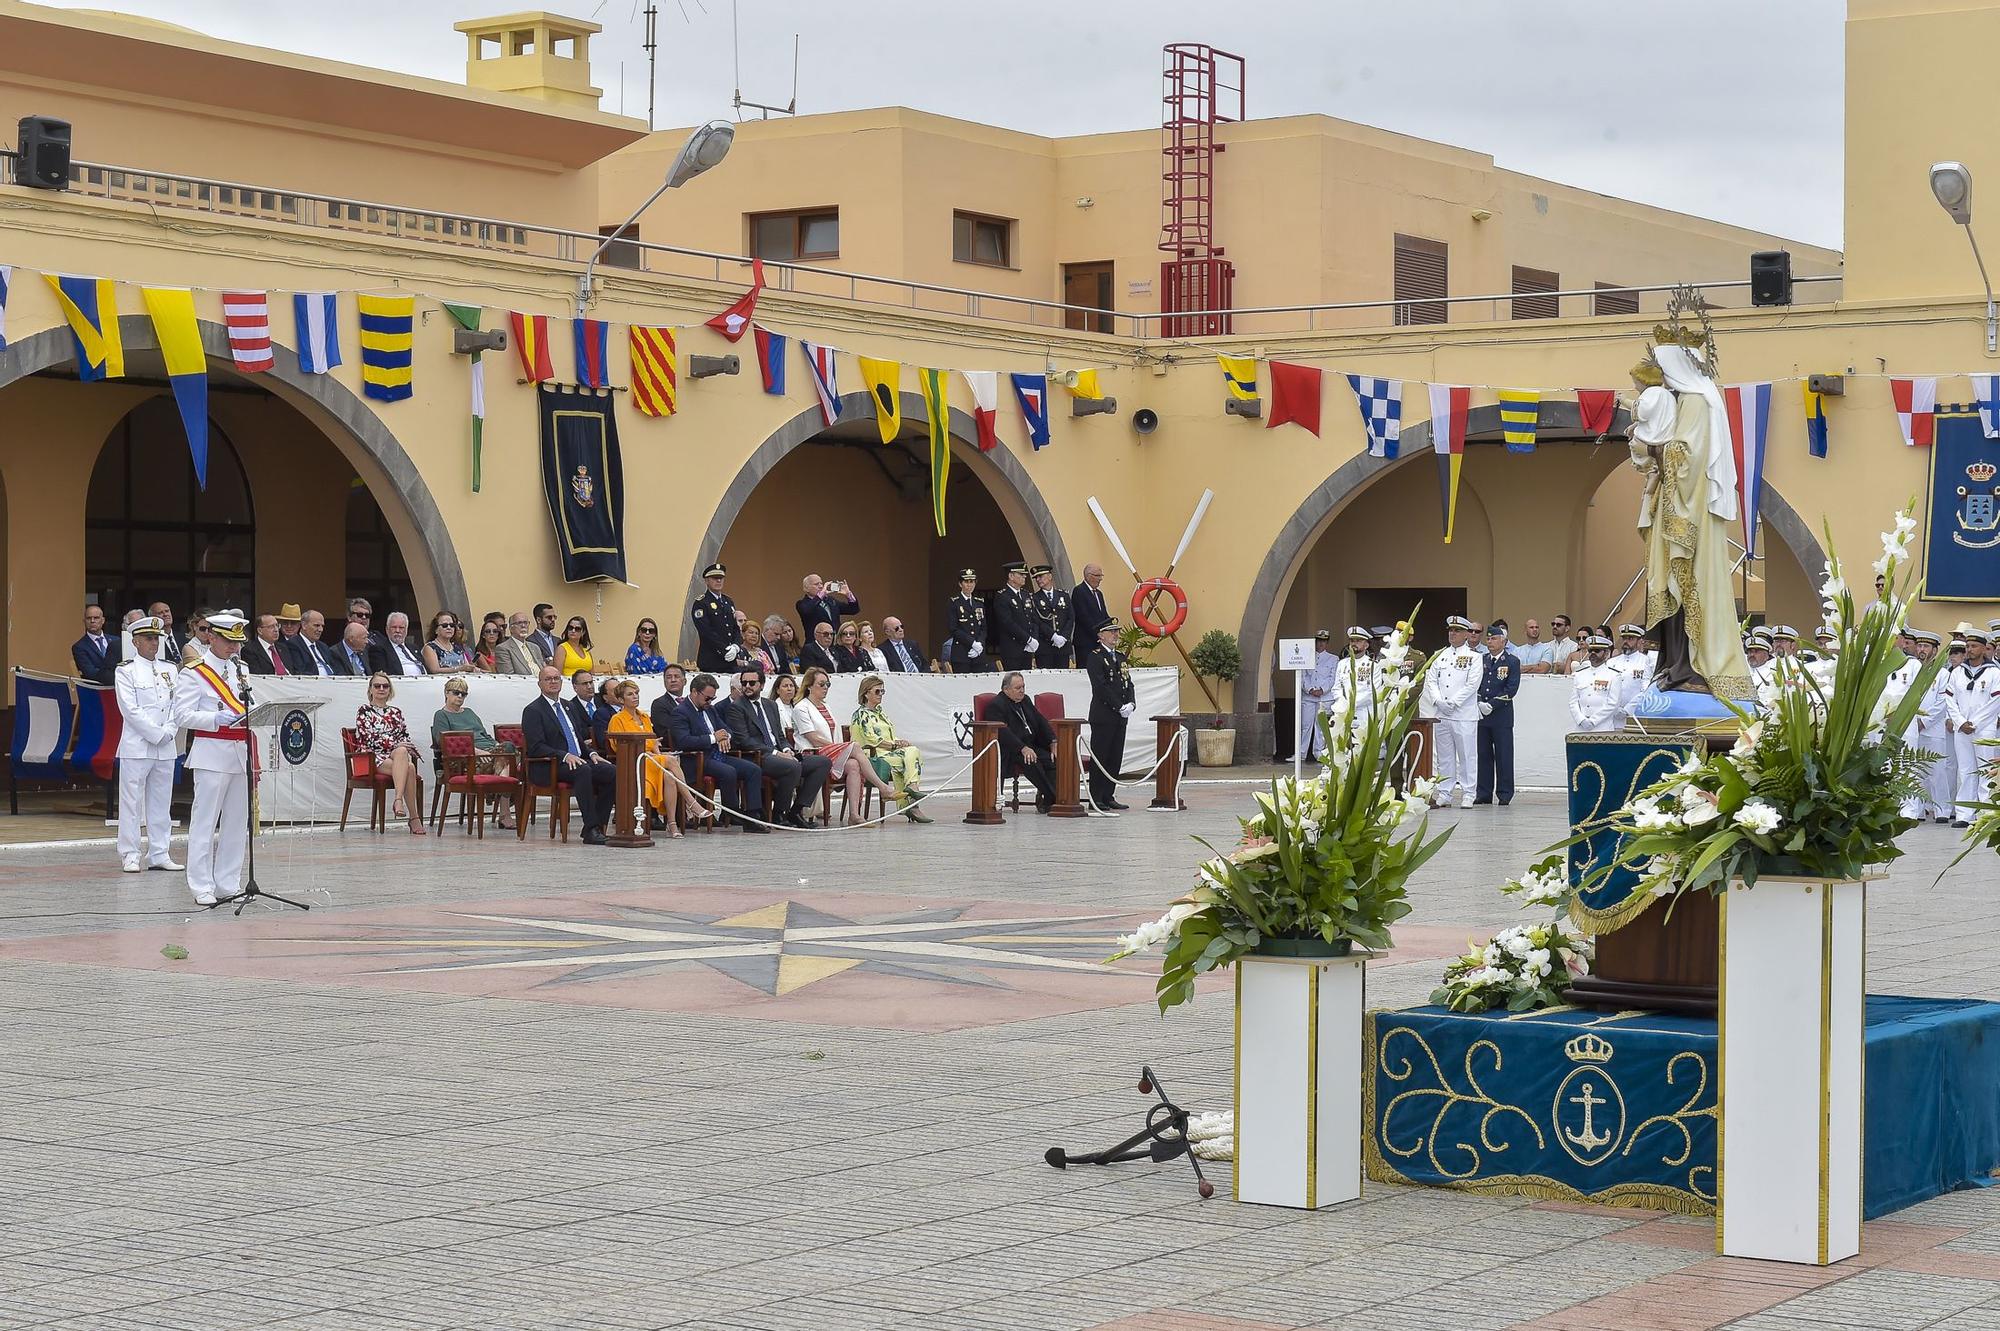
[1569,886,1662,934]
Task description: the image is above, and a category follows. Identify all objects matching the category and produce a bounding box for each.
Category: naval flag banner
[537,384,628,584]
[1922,407,2000,602]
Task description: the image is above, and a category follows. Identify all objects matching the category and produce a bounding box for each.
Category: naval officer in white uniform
[113,616,183,874]
[172,610,254,906]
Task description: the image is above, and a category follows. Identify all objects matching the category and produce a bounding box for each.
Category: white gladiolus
[1733,799,1782,834]
[1680,800,1722,827]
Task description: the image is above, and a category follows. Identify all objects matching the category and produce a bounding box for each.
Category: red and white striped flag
[1890,376,1937,446]
[960,370,1000,451]
[220,290,273,372]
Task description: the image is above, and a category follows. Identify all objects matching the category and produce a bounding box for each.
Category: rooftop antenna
[642,2,658,129]
[731,0,798,120]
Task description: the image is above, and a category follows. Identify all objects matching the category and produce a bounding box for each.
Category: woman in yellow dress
[850,675,932,824]
[555,614,595,678]
[606,678,685,837]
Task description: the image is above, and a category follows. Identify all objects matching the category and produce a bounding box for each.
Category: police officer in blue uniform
[1474,619,1521,806]
[941,567,988,673]
[691,562,744,674]
[1085,617,1136,813]
[990,560,1037,671]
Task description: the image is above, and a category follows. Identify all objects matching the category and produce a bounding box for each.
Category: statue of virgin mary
[1627,339,1753,700]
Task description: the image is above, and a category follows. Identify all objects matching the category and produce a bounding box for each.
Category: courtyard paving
[2,783,1997,1330]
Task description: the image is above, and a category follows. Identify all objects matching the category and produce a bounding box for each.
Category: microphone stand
[215,667,309,915]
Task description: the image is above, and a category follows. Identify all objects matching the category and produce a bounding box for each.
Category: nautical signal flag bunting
[1218,354,1259,402]
[510,311,554,384]
[356,294,414,402]
[139,286,210,488]
[629,326,678,418]
[1428,384,1470,543]
[859,357,901,444]
[45,274,122,381]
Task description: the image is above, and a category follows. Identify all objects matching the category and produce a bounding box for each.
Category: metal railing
[1,150,1843,341]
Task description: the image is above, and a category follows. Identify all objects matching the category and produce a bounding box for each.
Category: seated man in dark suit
[669,673,766,832]
[878,616,928,673]
[71,605,120,685]
[282,609,349,677]
[521,664,616,844]
[720,666,831,828]
[797,621,840,674]
[648,663,687,746]
[982,671,1058,809]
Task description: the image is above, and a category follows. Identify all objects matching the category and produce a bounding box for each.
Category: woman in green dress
[850,675,932,824]
[431,676,515,830]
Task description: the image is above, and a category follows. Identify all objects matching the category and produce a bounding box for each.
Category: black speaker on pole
[15,116,72,190]
[1749,250,1792,307]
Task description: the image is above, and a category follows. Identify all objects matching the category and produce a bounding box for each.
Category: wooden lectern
[1150,715,1186,811]
[965,720,1004,825]
[604,730,655,849]
[1048,717,1088,818]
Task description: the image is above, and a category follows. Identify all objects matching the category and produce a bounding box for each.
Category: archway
[85,396,255,615]
[0,315,466,618]
[1237,399,1829,715]
[678,390,1071,660]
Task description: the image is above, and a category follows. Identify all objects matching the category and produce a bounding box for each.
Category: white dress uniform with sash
[113,618,182,871]
[1421,619,1482,807]
[173,613,254,904]
[1567,641,1625,733]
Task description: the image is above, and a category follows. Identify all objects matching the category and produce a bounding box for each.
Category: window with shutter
[1594,282,1640,316]
[1394,234,1448,326]
[1511,265,1560,320]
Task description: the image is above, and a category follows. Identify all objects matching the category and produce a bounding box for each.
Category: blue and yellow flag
[139,286,209,489]
[1803,381,1830,459]
[1497,389,1541,453]
[44,274,123,381]
[357,294,415,402]
[1218,354,1259,403]
[858,356,901,443]
[921,367,950,537]
[1064,368,1104,400]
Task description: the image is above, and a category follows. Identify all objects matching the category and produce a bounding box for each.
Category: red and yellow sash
[191,661,250,742]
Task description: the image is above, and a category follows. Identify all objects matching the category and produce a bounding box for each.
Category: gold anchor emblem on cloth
[1565,1081,1613,1153]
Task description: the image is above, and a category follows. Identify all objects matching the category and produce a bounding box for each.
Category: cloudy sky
[56,0,1847,248]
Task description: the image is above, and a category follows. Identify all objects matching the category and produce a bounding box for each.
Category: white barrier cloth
[247,667,1183,822]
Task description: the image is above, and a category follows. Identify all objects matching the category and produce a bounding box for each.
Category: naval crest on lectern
[1553,1031,1625,1168]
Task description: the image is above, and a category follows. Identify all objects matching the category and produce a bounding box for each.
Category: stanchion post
[605,730,655,848]
[965,722,1004,826]
[1048,717,1088,818]
[1149,715,1185,811]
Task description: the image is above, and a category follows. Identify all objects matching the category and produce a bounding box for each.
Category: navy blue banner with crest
[1923,408,2000,601]
[1566,734,1697,933]
[538,384,627,584]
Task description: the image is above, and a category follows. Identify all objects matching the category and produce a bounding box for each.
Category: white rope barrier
[648,740,1001,833]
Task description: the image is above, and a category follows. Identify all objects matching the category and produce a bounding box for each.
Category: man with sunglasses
[721,666,830,828]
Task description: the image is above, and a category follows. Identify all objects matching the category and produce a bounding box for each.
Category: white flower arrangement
[1433,918,1595,1013]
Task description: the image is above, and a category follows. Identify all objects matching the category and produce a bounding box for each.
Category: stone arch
[1232,398,1827,714]
[678,389,1071,660]
[0,315,467,617]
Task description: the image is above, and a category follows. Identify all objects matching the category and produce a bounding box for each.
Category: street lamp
[575,119,736,317]
[1930,161,1997,353]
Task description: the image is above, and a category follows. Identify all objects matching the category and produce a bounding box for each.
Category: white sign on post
[1278,638,1316,781]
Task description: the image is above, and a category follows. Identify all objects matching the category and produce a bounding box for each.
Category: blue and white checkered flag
[1346,375,1402,459]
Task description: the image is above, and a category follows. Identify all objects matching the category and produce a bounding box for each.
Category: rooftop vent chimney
[455,12,603,109]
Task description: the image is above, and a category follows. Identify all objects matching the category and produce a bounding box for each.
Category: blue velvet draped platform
[1363,996,2000,1217]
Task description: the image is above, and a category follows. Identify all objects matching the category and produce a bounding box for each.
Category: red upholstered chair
[339,726,393,833]
[433,731,521,838]
[506,724,571,843]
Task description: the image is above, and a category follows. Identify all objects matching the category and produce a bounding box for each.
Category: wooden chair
[676,749,718,832]
[433,731,520,838]
[506,724,571,843]
[339,726,394,833]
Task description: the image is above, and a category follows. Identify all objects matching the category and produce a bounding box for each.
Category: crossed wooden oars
[1086,488,1218,710]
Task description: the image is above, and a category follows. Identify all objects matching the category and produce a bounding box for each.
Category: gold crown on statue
[1630,352,1665,389]
[1564,1032,1615,1065]
[1969,462,1997,484]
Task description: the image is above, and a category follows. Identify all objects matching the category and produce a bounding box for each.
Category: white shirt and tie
[888,638,922,672]
[389,639,425,676]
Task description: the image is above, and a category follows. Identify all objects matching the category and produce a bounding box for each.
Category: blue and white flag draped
[1346,374,1403,459]
[9,669,75,783]
[293,292,342,375]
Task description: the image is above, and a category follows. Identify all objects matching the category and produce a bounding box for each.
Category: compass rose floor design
[0,885,1190,1031]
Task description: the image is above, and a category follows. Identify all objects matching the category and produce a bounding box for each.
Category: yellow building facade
[2,0,1996,753]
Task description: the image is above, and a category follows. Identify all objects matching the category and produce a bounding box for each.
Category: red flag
[1266,360,1323,436]
[1576,389,1618,436]
[1890,376,1937,446]
[508,311,554,382]
[706,258,765,342]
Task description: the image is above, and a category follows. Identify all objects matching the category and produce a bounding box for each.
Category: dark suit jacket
[719,696,781,759]
[797,643,838,674]
[367,638,426,678]
[667,697,726,760]
[521,693,597,779]
[243,637,286,676]
[1073,581,1113,639]
[830,644,869,673]
[649,692,685,746]
[71,633,119,685]
[796,592,859,640]
[282,634,350,676]
[880,636,927,673]
[983,692,1055,766]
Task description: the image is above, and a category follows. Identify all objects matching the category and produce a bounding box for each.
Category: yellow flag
[140,287,205,377]
[1063,368,1103,400]
[858,356,901,443]
[1217,354,1258,402]
[43,274,124,380]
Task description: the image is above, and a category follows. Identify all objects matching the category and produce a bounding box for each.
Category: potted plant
[1111,620,1451,1208]
[1570,505,1938,1265]
[1187,628,1242,767]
